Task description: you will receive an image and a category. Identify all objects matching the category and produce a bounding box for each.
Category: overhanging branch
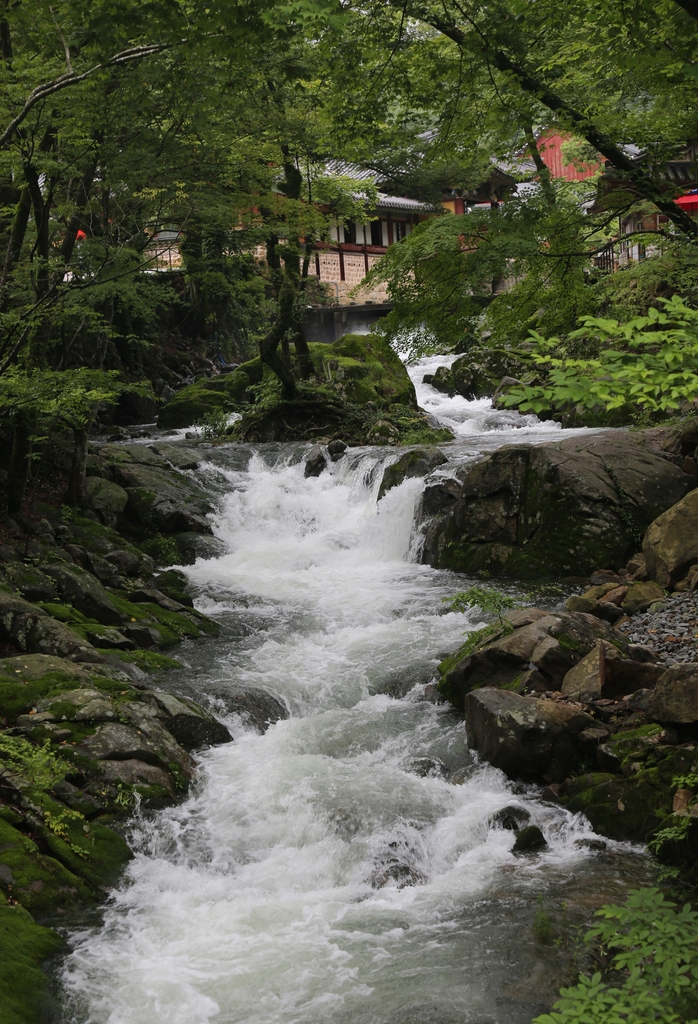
[0,43,169,148]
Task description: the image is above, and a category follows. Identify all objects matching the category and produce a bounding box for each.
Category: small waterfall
[59,383,645,1024]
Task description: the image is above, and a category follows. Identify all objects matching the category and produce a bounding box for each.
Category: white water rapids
[59,358,650,1024]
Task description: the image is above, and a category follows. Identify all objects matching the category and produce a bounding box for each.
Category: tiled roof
[376,192,437,213]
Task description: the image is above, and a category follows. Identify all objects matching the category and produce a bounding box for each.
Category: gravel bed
[618,590,698,665]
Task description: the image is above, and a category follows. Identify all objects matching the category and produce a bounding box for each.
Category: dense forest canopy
[0,0,698,497]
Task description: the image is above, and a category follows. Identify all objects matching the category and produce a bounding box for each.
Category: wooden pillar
[338,247,345,282]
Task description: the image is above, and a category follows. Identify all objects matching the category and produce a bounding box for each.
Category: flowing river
[58,356,652,1024]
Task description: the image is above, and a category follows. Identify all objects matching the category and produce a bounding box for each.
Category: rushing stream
[59,356,652,1024]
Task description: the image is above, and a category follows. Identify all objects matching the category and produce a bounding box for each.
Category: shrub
[534,888,698,1024]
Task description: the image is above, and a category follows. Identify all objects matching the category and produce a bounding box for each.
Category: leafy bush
[0,734,68,789]
[534,888,698,1024]
[501,296,698,418]
[443,585,519,625]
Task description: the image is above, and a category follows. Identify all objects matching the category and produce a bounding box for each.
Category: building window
[394,221,407,241]
[343,222,356,244]
[370,220,383,247]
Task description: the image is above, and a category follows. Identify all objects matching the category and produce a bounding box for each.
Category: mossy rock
[105,650,183,672]
[27,792,132,889]
[157,362,262,430]
[0,818,91,915]
[157,382,232,429]
[0,896,63,1024]
[317,334,417,408]
[0,669,98,722]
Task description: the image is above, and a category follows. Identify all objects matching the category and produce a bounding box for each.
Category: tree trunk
[523,124,556,207]
[259,272,298,399]
[66,427,88,507]
[6,414,33,515]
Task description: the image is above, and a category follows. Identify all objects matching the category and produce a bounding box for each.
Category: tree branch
[0,43,169,148]
[672,0,698,21]
[421,10,698,240]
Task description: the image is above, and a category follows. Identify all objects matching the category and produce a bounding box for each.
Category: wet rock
[173,532,226,564]
[139,691,231,748]
[647,665,698,723]
[513,825,547,853]
[37,688,120,722]
[377,447,447,500]
[219,687,288,733]
[327,439,347,461]
[490,805,531,831]
[304,446,327,478]
[465,688,595,782]
[643,487,698,588]
[421,432,693,577]
[147,444,201,471]
[402,756,449,778]
[130,588,188,612]
[82,625,136,651]
[574,838,607,851]
[77,718,195,779]
[0,591,102,663]
[42,563,122,626]
[0,653,93,682]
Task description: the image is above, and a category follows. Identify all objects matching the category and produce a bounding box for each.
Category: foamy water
[59,359,646,1024]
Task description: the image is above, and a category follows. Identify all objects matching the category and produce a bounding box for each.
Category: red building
[535,130,602,182]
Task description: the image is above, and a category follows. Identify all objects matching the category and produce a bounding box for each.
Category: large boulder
[643,488,698,588]
[0,564,57,603]
[648,665,698,724]
[84,477,129,528]
[42,563,122,626]
[0,591,102,663]
[89,444,213,535]
[378,447,447,500]
[421,432,693,577]
[157,361,259,429]
[465,688,595,782]
[439,609,627,710]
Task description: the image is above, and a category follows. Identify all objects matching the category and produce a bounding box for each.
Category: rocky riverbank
[0,440,240,1023]
[433,457,698,888]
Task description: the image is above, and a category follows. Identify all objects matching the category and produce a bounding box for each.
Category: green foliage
[674,772,698,791]
[647,817,691,856]
[534,888,698,1024]
[500,296,698,417]
[444,585,519,624]
[140,534,181,567]
[534,896,554,945]
[0,735,68,790]
[196,407,232,439]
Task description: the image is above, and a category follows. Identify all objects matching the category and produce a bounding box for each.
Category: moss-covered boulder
[157,359,262,429]
[0,895,64,1024]
[421,431,694,578]
[0,590,102,663]
[318,334,417,407]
